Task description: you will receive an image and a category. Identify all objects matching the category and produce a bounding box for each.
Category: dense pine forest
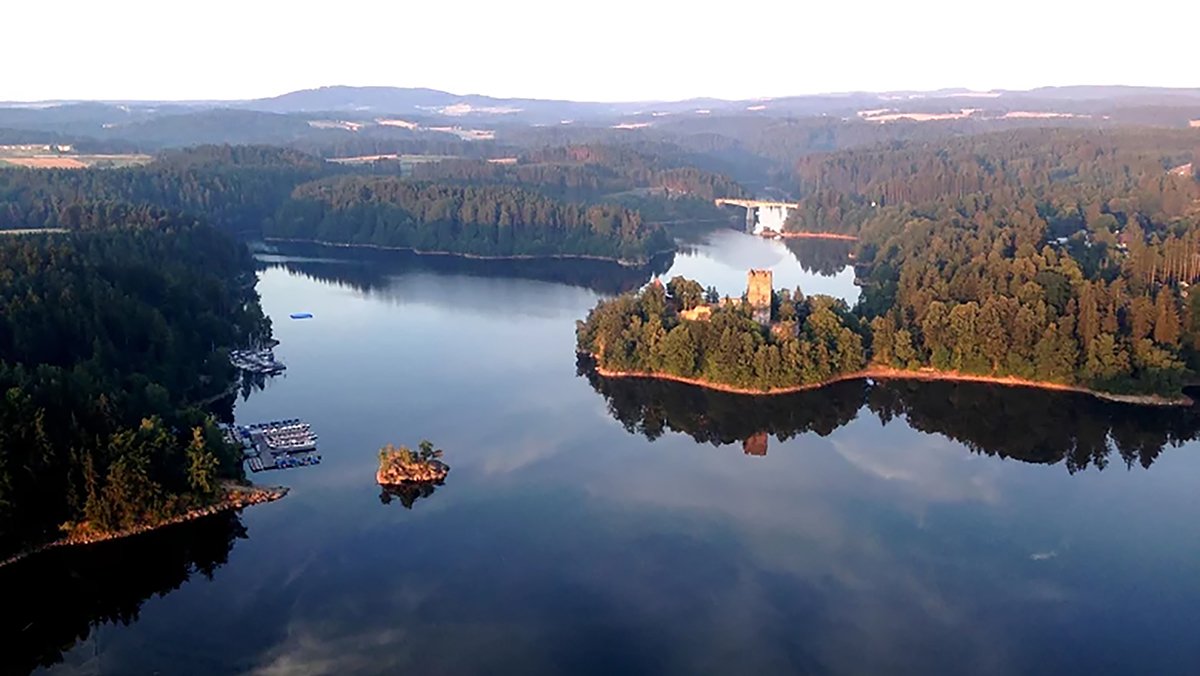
[579,128,1200,398]
[0,145,328,233]
[0,142,746,261]
[577,277,867,390]
[0,220,270,555]
[267,177,673,263]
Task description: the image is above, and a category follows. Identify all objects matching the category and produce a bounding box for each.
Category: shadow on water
[580,358,1200,471]
[252,241,674,296]
[0,512,246,675]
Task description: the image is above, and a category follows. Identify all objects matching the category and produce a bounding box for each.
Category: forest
[0,142,742,261]
[408,143,748,223]
[0,219,270,555]
[580,127,1200,397]
[0,145,329,234]
[576,276,868,390]
[267,176,673,263]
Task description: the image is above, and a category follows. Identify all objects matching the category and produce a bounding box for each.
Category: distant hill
[246,86,469,113]
[241,85,632,123]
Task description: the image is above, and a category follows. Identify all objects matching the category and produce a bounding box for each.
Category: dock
[230,348,286,374]
[224,419,322,473]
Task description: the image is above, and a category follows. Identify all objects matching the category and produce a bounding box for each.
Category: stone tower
[747,269,772,311]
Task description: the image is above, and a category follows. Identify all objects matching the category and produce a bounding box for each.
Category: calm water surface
[9,231,1200,675]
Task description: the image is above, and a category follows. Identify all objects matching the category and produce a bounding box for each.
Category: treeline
[409,144,749,225]
[0,145,330,233]
[767,128,1200,395]
[788,128,1200,234]
[576,277,867,390]
[0,221,270,554]
[0,142,743,256]
[267,176,673,263]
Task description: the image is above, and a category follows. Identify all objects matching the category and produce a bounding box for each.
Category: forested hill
[579,128,1200,397]
[266,177,673,263]
[407,144,749,224]
[410,153,747,202]
[0,145,330,233]
[0,220,270,555]
[0,143,724,259]
[788,128,1200,235]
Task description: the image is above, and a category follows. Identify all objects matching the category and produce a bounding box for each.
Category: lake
[6,230,1200,675]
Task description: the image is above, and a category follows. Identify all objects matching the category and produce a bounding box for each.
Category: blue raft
[289,312,314,320]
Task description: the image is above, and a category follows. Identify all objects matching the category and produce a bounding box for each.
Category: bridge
[714,199,800,235]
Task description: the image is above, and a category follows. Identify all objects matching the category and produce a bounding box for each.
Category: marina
[224,418,322,473]
[229,348,287,374]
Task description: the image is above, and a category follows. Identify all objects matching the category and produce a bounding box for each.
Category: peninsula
[0,221,275,561]
[576,268,1195,405]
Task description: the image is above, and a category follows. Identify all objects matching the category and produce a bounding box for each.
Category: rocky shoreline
[587,359,1193,407]
[0,483,289,569]
[377,459,450,484]
[263,237,673,268]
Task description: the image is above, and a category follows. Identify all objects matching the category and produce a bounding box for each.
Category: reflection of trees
[379,481,441,509]
[255,241,674,296]
[582,360,1200,471]
[0,512,246,675]
[579,356,866,449]
[782,239,854,276]
[867,380,1200,472]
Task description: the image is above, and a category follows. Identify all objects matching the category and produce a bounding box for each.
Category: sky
[5,0,1199,102]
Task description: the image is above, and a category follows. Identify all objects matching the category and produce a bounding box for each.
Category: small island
[377,441,450,485]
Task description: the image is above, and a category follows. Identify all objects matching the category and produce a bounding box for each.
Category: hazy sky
[6,0,1198,101]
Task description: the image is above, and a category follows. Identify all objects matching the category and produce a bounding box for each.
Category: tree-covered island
[578,268,1195,403]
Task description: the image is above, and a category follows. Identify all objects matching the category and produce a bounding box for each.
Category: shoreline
[263,237,673,268]
[0,483,289,570]
[767,231,859,241]
[587,361,1192,407]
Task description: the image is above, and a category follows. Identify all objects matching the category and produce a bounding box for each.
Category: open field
[0,153,152,169]
[326,153,456,167]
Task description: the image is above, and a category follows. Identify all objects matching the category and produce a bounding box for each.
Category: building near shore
[748,269,772,324]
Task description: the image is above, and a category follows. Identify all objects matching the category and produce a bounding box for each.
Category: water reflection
[1,513,246,675]
[667,229,859,304]
[18,238,1200,675]
[781,239,855,277]
[253,241,674,296]
[582,361,1200,472]
[580,356,864,450]
[867,379,1200,472]
[378,482,442,509]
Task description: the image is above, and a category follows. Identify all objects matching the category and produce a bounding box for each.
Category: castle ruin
[747,269,772,324]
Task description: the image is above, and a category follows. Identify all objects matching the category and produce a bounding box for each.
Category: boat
[289,312,314,320]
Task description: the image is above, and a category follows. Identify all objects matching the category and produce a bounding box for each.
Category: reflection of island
[582,359,1200,472]
[0,512,245,675]
[867,380,1200,472]
[580,355,866,449]
[782,239,855,276]
[254,241,674,296]
[379,482,441,509]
